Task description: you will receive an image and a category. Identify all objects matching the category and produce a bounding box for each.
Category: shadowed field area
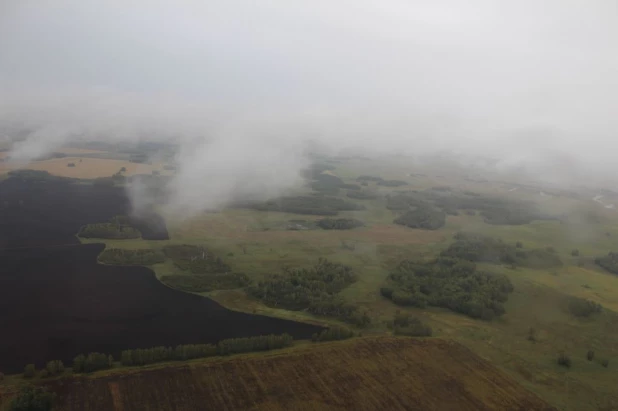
[40,337,556,411]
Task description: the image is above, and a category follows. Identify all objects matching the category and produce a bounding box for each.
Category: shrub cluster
[377,180,408,187]
[9,386,56,411]
[248,259,370,326]
[163,245,230,273]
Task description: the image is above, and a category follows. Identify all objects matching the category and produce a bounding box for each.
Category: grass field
[0,337,557,411]
[7,150,618,410]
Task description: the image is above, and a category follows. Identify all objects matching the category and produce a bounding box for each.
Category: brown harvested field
[0,157,159,178]
[45,337,556,411]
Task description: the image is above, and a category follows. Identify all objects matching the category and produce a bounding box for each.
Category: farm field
[5,337,556,411]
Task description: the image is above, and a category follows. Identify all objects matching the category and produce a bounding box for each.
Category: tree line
[316,218,364,230]
[120,334,293,367]
[242,195,364,216]
[248,258,370,326]
[312,326,356,342]
[161,272,250,292]
[78,223,141,239]
[98,248,166,265]
[387,312,433,337]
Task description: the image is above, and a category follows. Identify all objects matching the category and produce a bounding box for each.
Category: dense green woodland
[248,259,370,326]
[311,173,361,194]
[381,256,514,320]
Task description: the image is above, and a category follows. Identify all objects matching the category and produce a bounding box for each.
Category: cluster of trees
[346,190,377,200]
[301,163,335,179]
[567,297,602,317]
[356,175,384,183]
[99,248,166,265]
[163,245,231,273]
[312,326,356,342]
[442,232,562,269]
[381,256,514,321]
[377,180,408,187]
[595,252,618,274]
[247,195,365,216]
[248,259,370,326]
[389,189,556,225]
[161,272,250,292]
[67,162,76,167]
[161,245,249,292]
[72,352,114,373]
[393,206,446,230]
[388,312,433,337]
[120,334,293,367]
[8,169,70,183]
[8,386,55,411]
[78,222,141,239]
[316,218,364,230]
[310,173,361,194]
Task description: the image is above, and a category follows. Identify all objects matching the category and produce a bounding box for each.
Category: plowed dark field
[45,337,557,411]
[0,178,322,373]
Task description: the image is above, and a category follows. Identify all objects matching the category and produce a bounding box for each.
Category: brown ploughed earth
[45,337,556,411]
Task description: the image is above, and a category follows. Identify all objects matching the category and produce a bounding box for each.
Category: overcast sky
[1,1,617,202]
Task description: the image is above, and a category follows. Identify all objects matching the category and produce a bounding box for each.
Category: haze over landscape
[1,2,618,411]
[2,0,618,211]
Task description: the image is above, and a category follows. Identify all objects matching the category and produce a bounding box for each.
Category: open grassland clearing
[12,337,556,411]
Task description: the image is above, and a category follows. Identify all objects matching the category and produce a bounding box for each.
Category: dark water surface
[0,178,322,373]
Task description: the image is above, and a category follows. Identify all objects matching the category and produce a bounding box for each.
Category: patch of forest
[595,252,618,275]
[346,190,377,199]
[442,232,562,269]
[243,195,365,216]
[310,173,361,194]
[387,190,556,225]
[161,245,249,292]
[393,205,446,230]
[99,248,166,265]
[316,218,364,230]
[78,222,141,239]
[248,258,370,326]
[381,256,514,320]
[377,179,409,187]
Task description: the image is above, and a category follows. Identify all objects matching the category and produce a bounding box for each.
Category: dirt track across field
[47,337,557,411]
